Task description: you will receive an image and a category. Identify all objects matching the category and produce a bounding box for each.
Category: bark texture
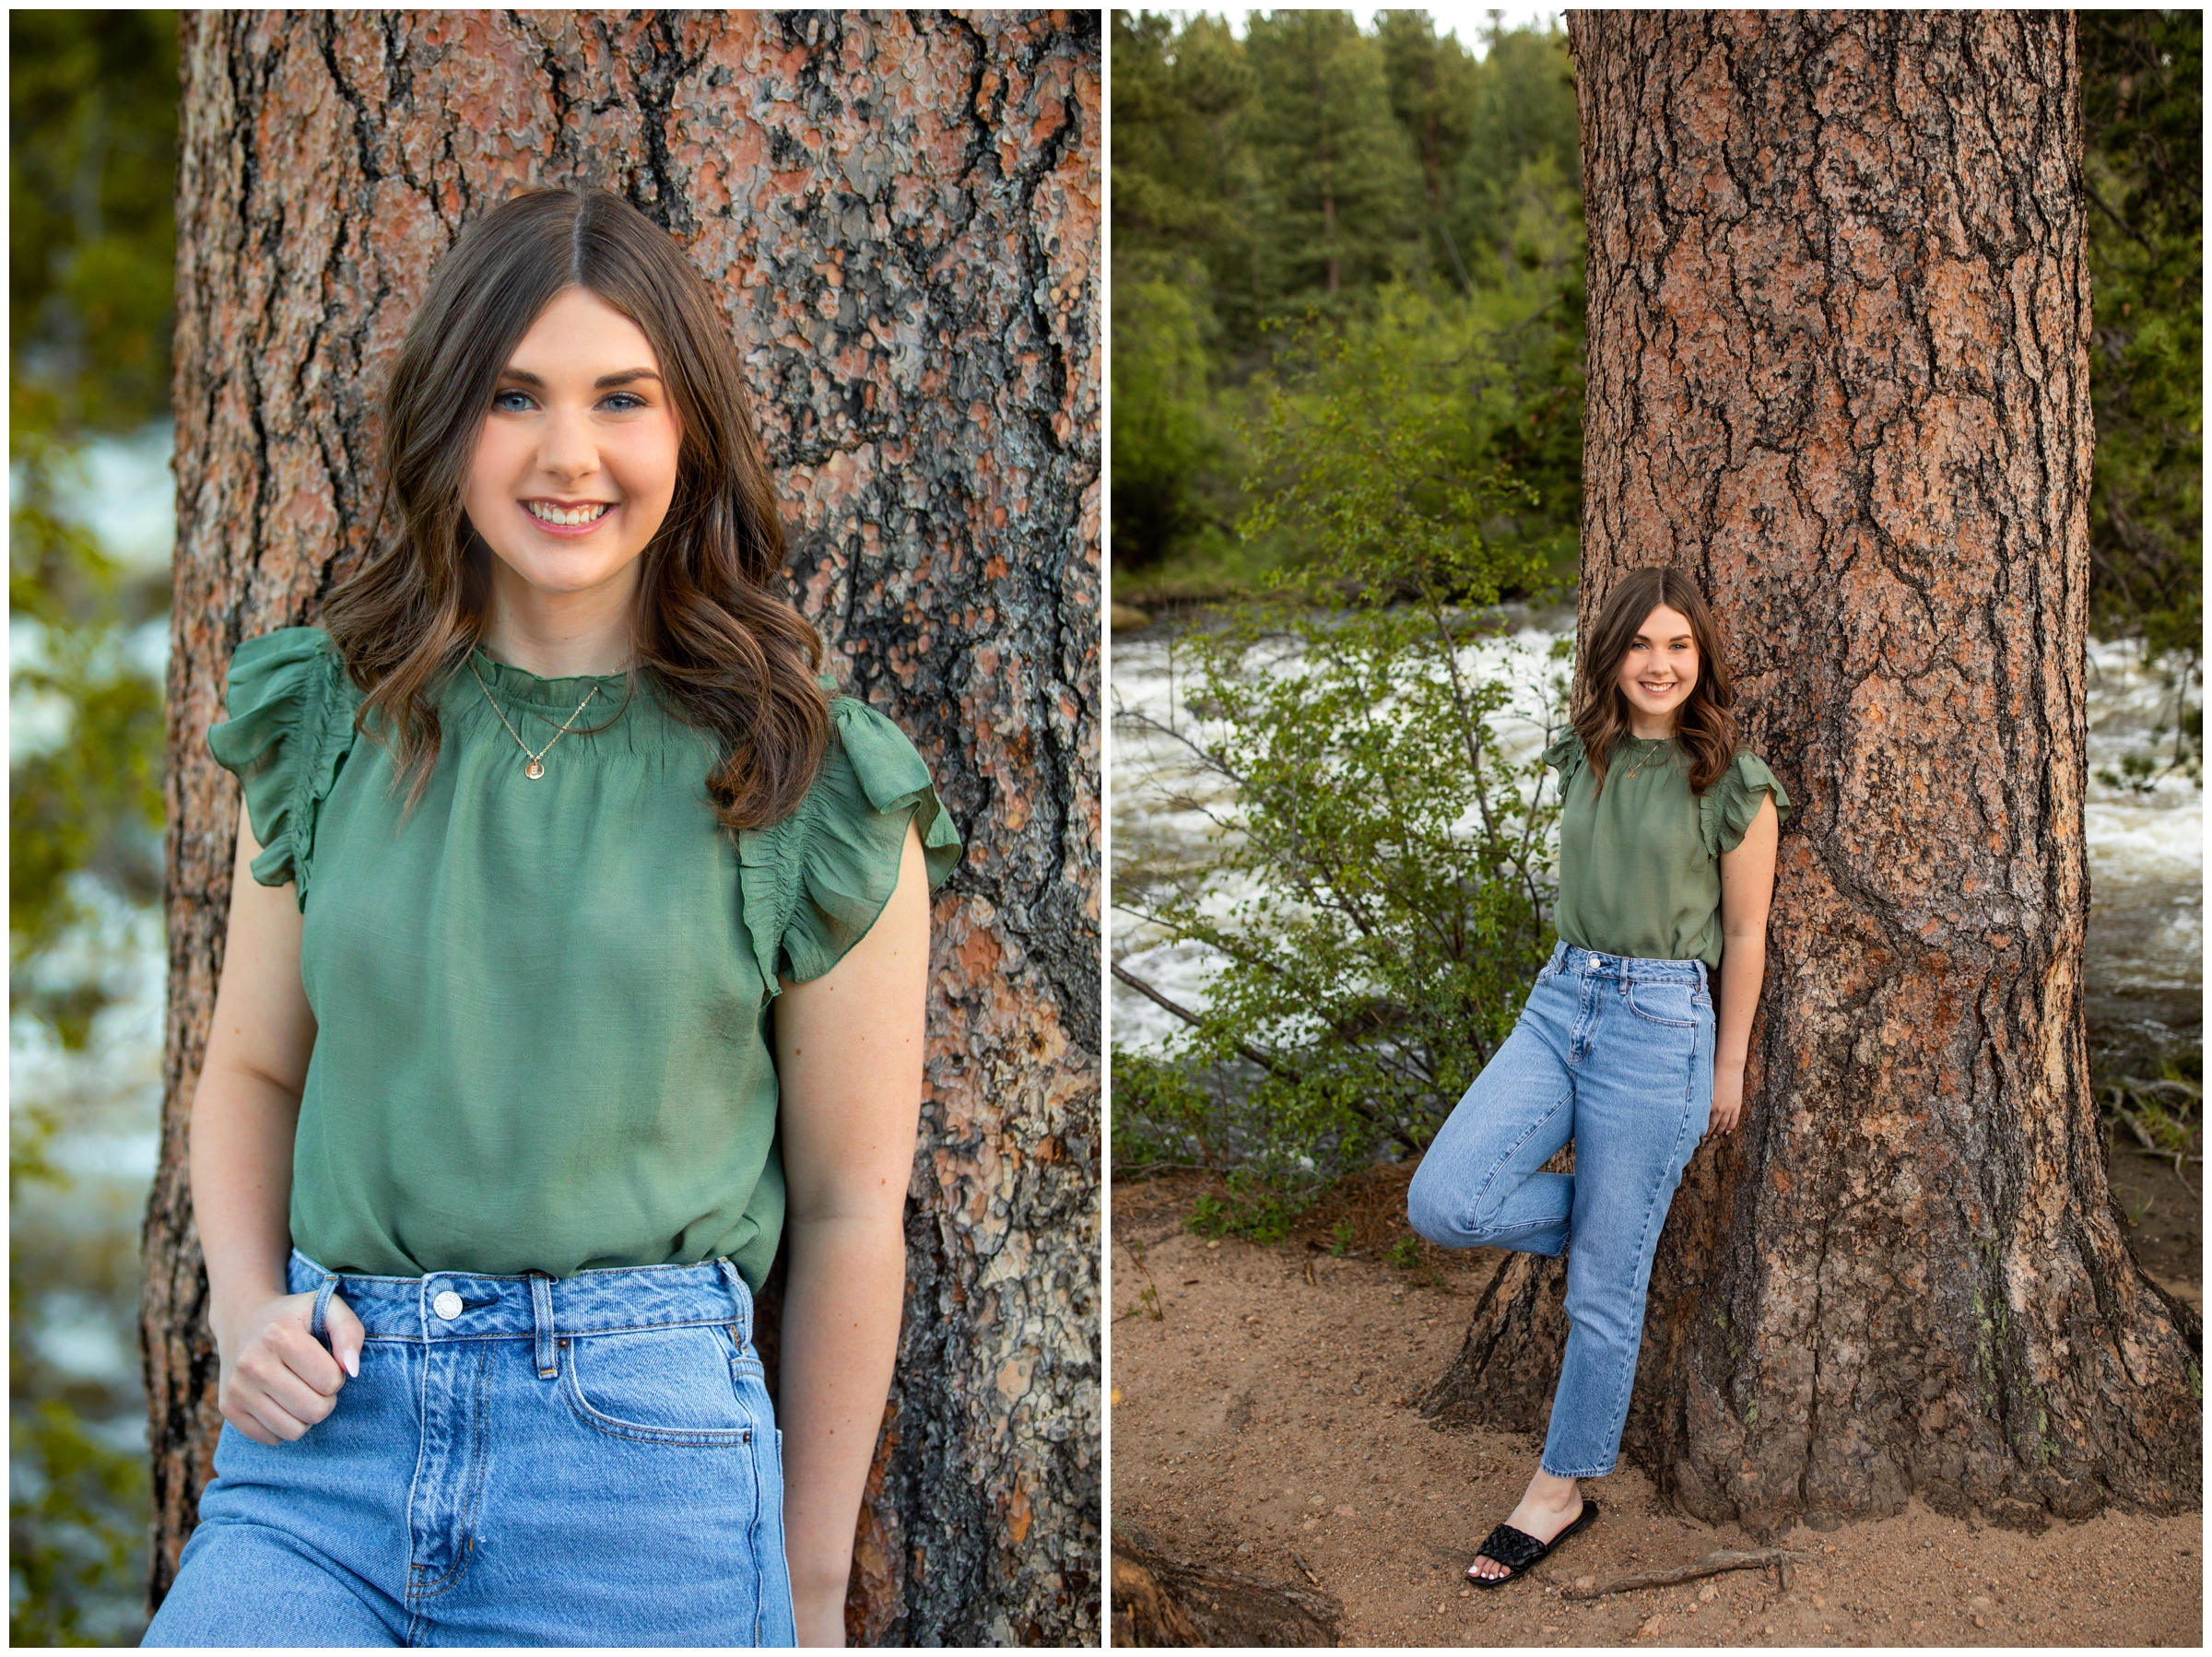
[147,11,1099,1641]
[1425,11,2200,1537]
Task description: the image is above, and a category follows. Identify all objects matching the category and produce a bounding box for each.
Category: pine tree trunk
[147,10,1100,1641]
[1423,11,2199,1537]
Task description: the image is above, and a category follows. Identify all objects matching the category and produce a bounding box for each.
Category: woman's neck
[1625,712,1677,741]
[479,565,639,678]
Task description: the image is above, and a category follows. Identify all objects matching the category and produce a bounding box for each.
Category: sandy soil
[1109,1162,2203,1648]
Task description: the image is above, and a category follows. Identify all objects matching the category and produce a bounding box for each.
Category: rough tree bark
[146,11,1099,1642]
[1424,11,2200,1537]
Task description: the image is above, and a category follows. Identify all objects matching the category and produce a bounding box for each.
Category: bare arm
[191,798,361,1441]
[1707,792,1779,1137]
[773,821,932,1648]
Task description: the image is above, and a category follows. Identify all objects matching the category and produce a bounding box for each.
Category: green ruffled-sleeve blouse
[1543,731,1787,970]
[206,627,961,1288]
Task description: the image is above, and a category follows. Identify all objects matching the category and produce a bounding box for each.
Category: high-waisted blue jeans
[1407,941,1713,1479]
[142,1250,794,1647]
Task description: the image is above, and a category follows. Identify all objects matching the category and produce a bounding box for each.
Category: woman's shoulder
[806,695,962,881]
[1721,747,1788,807]
[1540,728,1586,774]
[1699,746,1790,856]
[734,692,962,988]
[206,626,361,906]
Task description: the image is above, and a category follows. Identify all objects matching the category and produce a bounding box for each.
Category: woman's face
[1614,603,1700,731]
[463,286,682,609]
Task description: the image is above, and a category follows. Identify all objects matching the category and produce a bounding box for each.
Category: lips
[523,499,613,527]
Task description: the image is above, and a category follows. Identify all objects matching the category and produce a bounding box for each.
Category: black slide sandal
[1465,1498,1600,1588]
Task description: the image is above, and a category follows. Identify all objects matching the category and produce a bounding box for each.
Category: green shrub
[1112,319,1564,1182]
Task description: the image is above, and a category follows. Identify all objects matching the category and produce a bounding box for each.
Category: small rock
[1235,1542,1252,1555]
[1910,1619,1925,1634]
[1459,1589,1472,1599]
[1973,1614,1987,1628]
[1696,1583,1716,1604]
[1635,1615,1664,1639]
[1574,1576,1595,1592]
[1968,1595,1991,1609]
[1206,1239,1222,1250]
[1811,1593,1825,1609]
[1762,1626,1775,1637]
[1333,1504,1356,1518]
[1300,1517,1318,1530]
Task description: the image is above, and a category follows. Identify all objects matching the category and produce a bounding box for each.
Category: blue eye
[493,389,535,412]
[601,392,646,412]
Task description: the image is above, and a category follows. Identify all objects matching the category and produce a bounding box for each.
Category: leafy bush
[1112,321,1565,1185]
[1186,1170,1311,1247]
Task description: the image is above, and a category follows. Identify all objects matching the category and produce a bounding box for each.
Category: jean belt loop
[530,1272,559,1380]
[714,1258,752,1349]
[310,1271,340,1346]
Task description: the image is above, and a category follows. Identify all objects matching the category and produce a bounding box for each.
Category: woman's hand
[213,1289,364,1446]
[1707,1062,1746,1138]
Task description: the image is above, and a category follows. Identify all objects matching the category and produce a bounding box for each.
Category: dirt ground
[1109,1160,2204,1648]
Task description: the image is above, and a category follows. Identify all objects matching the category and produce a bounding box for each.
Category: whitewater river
[1111,606,2204,1079]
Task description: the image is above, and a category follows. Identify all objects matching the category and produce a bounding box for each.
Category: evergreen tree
[1376,10,1480,291]
[1242,10,1420,308]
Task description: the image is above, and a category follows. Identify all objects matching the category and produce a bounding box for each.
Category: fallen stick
[1559,1547,1816,1600]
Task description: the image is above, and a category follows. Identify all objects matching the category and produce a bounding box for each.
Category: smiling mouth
[523,499,613,527]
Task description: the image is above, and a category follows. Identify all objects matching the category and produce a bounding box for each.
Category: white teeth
[524,500,610,527]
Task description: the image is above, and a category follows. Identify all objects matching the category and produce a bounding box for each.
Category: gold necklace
[469,658,599,781]
[1623,734,1671,779]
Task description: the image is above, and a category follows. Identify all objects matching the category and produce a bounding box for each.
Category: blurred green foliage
[2080,11,2202,668]
[10,8,175,1028]
[1109,10,1584,600]
[10,11,176,1645]
[11,9,179,435]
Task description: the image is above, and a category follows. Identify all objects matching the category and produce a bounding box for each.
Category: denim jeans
[1407,941,1713,1479]
[143,1250,794,1647]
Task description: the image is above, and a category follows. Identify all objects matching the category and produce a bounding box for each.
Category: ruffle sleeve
[735,696,962,991]
[205,627,360,911]
[1698,750,1791,859]
[1540,730,1586,789]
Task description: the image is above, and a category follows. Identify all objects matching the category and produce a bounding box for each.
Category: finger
[273,1317,349,1397]
[240,1342,341,1425]
[324,1294,366,1381]
[232,1389,313,1443]
[222,1402,280,1447]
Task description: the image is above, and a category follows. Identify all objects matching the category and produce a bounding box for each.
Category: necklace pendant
[525,758,545,781]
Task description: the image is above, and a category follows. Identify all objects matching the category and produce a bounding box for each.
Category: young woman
[142,190,960,1648]
[1406,567,1784,1588]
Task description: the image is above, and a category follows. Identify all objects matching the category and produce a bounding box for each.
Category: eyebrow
[498,368,664,389]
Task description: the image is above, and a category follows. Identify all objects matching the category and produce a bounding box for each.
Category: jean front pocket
[1626,979,1700,1029]
[563,1322,756,1447]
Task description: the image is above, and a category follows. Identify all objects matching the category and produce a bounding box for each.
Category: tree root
[1111,1525,1344,1646]
[1559,1546,1817,1601]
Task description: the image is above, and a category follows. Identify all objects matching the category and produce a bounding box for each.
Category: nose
[536,405,600,487]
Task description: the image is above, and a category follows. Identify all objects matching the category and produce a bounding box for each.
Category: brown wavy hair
[1571,567,1740,796]
[322,188,828,830]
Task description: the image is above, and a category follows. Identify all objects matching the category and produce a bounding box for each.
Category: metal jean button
[432,1289,465,1321]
